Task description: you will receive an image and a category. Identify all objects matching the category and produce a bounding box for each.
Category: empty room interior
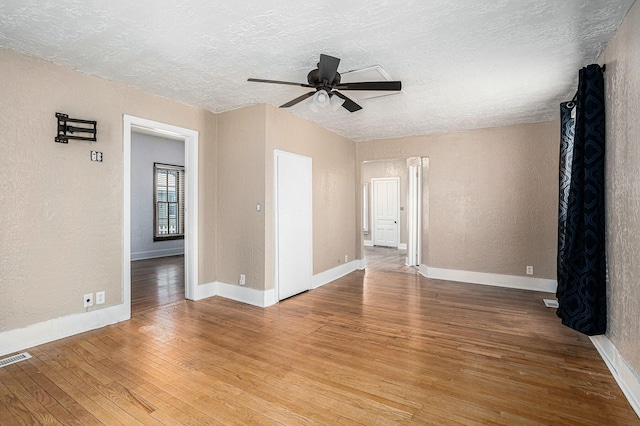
[1,1,639,424]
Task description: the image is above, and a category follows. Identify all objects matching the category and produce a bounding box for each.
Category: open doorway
[361,158,427,271]
[130,131,185,314]
[123,116,199,319]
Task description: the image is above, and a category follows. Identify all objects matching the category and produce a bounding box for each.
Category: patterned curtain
[556,64,607,336]
[557,102,575,291]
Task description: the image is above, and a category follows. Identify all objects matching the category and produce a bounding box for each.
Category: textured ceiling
[0,0,634,141]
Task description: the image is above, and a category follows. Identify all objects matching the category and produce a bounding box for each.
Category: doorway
[361,158,427,267]
[123,115,199,319]
[274,150,312,301]
[130,131,185,314]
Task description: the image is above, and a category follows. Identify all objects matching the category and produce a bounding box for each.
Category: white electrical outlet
[239,274,246,286]
[345,255,349,263]
[526,266,533,275]
[84,293,94,308]
[96,291,105,305]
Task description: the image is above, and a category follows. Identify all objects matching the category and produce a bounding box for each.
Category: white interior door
[275,150,312,300]
[372,178,399,247]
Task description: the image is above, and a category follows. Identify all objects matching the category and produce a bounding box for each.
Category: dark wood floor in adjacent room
[131,255,184,315]
[1,247,637,424]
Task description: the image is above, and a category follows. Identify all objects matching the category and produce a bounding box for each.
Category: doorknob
[394,221,397,224]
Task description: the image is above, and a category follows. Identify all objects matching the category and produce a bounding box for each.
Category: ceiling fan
[248,54,402,112]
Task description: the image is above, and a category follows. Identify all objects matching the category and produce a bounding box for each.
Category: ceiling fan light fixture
[312,89,330,109]
[330,94,345,111]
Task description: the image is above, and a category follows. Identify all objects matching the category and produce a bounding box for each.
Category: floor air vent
[0,352,32,368]
[543,299,559,308]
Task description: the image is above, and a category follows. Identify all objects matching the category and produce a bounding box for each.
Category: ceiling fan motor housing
[307,69,341,88]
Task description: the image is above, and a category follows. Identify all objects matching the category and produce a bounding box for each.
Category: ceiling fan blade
[332,91,362,113]
[334,81,402,91]
[280,91,316,108]
[318,54,340,84]
[248,78,313,88]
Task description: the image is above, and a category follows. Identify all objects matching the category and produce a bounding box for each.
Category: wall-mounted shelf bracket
[55,113,97,143]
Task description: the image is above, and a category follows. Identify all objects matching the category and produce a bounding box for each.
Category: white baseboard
[131,248,184,261]
[356,258,366,270]
[0,304,129,358]
[312,261,358,289]
[216,282,277,307]
[398,243,407,250]
[194,281,276,308]
[193,281,217,300]
[364,240,374,247]
[422,266,557,293]
[419,264,428,277]
[590,335,640,418]
[198,262,359,307]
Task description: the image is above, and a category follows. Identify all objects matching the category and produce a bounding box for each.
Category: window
[154,163,185,241]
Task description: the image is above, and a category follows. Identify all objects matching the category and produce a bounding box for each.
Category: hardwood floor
[1,248,638,424]
[364,246,416,274]
[131,255,185,316]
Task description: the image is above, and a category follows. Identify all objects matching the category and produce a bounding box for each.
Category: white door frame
[123,115,199,318]
[371,177,400,248]
[406,158,422,266]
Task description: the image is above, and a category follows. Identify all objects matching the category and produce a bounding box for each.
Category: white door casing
[274,150,313,300]
[372,177,400,248]
[406,158,422,266]
[123,115,199,317]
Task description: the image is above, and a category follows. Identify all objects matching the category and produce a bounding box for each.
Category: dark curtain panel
[557,102,575,290]
[556,64,607,336]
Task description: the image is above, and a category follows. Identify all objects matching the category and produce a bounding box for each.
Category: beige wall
[362,160,409,245]
[0,46,356,334]
[214,104,356,292]
[599,0,640,376]
[0,48,217,331]
[265,104,356,289]
[357,121,560,279]
[216,104,266,288]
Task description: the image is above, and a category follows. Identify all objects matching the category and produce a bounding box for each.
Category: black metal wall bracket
[55,113,97,143]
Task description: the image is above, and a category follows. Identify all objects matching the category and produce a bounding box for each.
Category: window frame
[153,162,185,242]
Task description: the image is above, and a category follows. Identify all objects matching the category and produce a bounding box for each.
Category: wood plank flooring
[131,255,184,316]
[1,248,638,424]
